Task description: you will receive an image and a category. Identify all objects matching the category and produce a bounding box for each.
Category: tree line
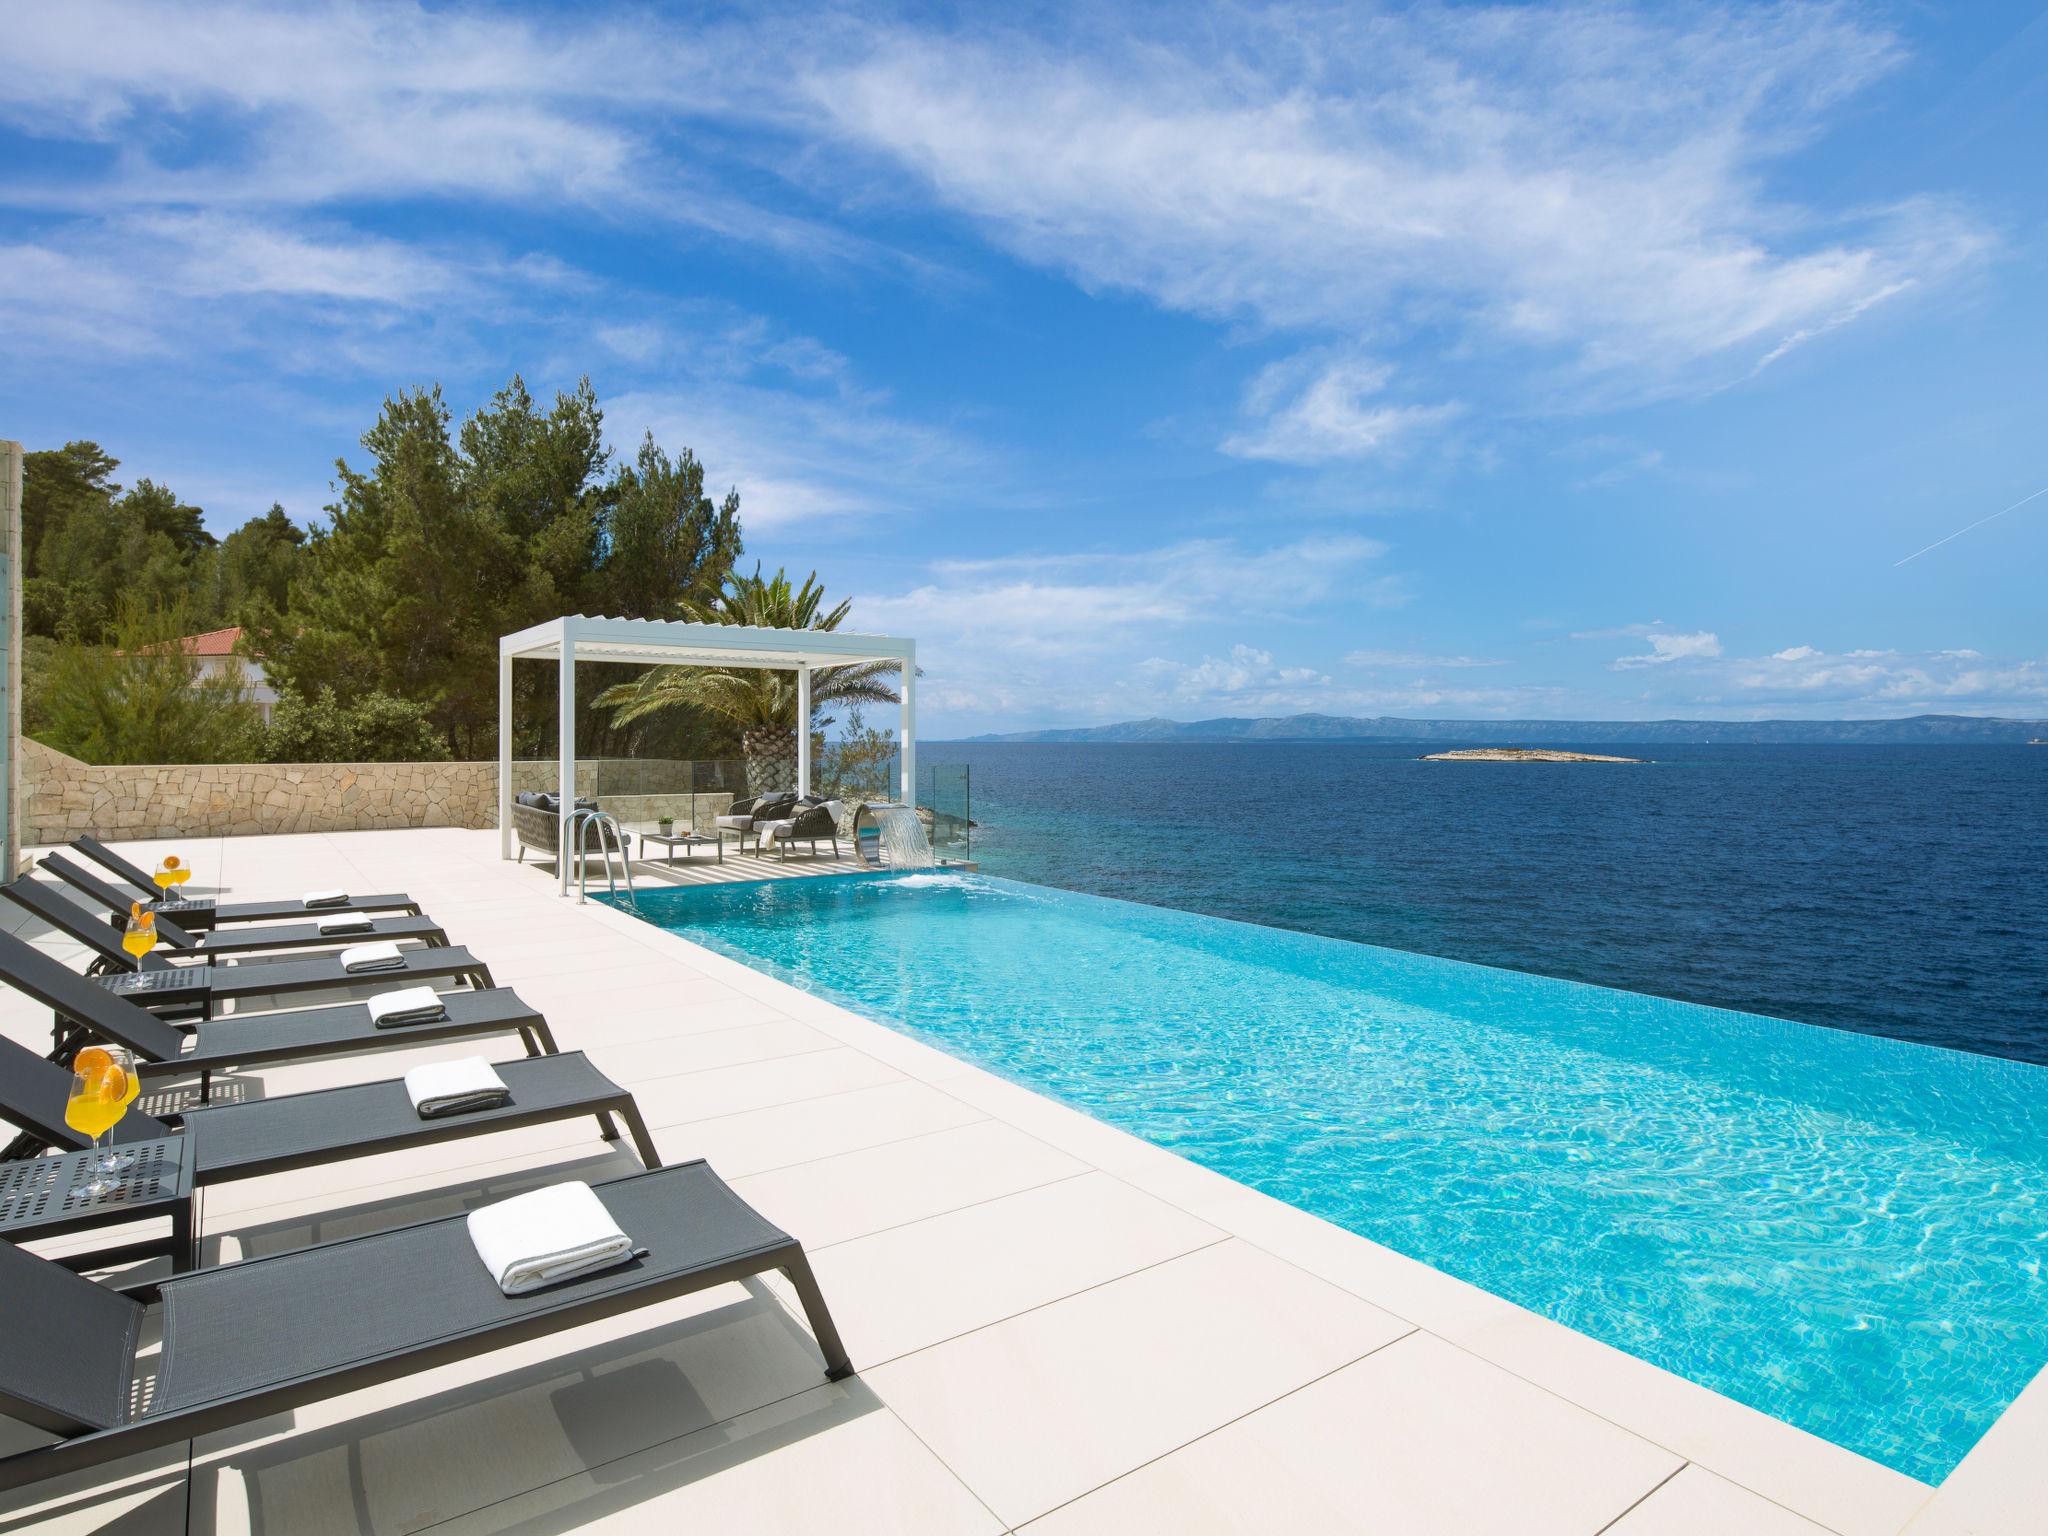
[21,375,776,766]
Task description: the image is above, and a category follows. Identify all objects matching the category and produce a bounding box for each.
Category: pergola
[498,615,918,893]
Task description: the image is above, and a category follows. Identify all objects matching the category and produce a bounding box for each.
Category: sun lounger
[0,1034,659,1265]
[1,878,493,1019]
[40,854,449,955]
[70,834,421,929]
[0,927,553,1099]
[0,1160,852,1490]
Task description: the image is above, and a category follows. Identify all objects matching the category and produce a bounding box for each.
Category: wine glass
[154,855,184,893]
[121,906,158,969]
[65,1046,137,1200]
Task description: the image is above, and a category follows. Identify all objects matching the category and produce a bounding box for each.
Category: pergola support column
[497,652,513,860]
[557,639,576,896]
[796,664,811,797]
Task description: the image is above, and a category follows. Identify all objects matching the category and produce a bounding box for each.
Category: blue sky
[2,1,2043,735]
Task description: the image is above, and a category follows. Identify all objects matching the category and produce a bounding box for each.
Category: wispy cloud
[1223,354,1459,463]
[800,1,1986,439]
[1611,630,1724,669]
[1345,649,1506,669]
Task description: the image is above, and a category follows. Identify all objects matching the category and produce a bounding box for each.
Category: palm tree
[596,567,901,793]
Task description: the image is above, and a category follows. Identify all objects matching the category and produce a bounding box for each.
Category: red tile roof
[146,627,262,658]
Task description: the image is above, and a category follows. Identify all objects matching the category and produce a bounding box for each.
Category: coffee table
[638,829,722,865]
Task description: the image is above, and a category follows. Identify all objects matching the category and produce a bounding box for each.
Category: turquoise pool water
[614,871,2048,1481]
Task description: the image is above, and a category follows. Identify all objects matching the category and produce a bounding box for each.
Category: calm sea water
[928,742,2048,1064]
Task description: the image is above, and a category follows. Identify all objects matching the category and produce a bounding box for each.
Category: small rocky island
[1420,747,1647,763]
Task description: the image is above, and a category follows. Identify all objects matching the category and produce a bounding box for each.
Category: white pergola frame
[499,615,918,894]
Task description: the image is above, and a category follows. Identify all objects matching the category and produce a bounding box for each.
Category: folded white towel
[404,1056,510,1118]
[467,1182,634,1296]
[302,889,350,908]
[821,799,843,829]
[318,914,377,936]
[368,985,448,1028]
[339,941,405,973]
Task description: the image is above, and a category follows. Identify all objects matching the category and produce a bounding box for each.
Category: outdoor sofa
[0,1031,659,1266]
[0,1160,853,1491]
[71,834,421,929]
[0,926,555,1098]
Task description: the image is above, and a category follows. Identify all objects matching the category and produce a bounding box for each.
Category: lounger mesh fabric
[153,1163,788,1414]
[183,987,539,1067]
[68,838,415,925]
[181,1053,623,1175]
[188,916,444,953]
[0,1242,143,1431]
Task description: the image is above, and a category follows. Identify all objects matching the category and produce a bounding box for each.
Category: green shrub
[264,687,451,763]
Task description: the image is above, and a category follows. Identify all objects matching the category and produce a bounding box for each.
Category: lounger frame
[0,1162,852,1491]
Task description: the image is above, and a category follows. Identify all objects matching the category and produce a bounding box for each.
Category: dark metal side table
[0,1137,196,1271]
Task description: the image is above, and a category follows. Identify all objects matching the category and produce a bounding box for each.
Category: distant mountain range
[954,712,2048,746]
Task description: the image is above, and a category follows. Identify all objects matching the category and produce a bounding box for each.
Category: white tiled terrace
[0,828,2006,1534]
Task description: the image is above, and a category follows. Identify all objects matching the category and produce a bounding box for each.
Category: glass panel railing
[918,761,971,863]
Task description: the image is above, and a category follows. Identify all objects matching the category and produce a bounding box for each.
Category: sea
[924,741,2048,1064]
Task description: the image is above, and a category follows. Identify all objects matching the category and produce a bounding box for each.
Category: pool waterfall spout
[854,802,936,869]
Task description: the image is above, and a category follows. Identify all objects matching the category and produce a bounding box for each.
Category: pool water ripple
[614,870,2048,1481]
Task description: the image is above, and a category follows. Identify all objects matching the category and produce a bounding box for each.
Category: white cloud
[858,534,1398,723]
[1611,630,1724,669]
[1345,649,1506,669]
[800,3,1985,414]
[1771,645,1820,661]
[1223,354,1459,464]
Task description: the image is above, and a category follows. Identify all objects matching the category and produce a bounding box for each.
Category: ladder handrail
[568,808,638,907]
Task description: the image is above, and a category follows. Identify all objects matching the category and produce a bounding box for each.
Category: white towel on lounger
[318,914,377,935]
[339,941,405,973]
[302,889,350,907]
[467,1182,634,1295]
[404,1056,510,1118]
[368,985,447,1027]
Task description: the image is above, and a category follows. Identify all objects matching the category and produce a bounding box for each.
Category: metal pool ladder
[568,808,638,909]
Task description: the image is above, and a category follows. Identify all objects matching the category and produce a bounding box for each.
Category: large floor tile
[428,1384,1001,1536]
[632,1047,903,1127]
[807,1171,1225,1367]
[1021,1331,1679,1536]
[1604,1465,1835,1535]
[732,1119,1088,1249]
[868,1238,1413,1526]
[190,1281,844,1535]
[659,1077,988,1179]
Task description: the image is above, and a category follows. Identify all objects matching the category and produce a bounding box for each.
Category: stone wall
[21,739,498,843]
[18,741,752,844]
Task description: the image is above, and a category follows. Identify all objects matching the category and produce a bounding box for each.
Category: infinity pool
[615,871,2048,1480]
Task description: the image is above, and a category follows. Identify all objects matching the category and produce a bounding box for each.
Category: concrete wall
[19,741,741,844]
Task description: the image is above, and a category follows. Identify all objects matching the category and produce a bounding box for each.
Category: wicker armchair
[510,792,623,864]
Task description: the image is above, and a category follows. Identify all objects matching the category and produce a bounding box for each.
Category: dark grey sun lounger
[41,854,449,957]
[0,927,554,1095]
[0,1160,852,1490]
[71,833,422,929]
[0,1033,660,1264]
[2,878,493,1019]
